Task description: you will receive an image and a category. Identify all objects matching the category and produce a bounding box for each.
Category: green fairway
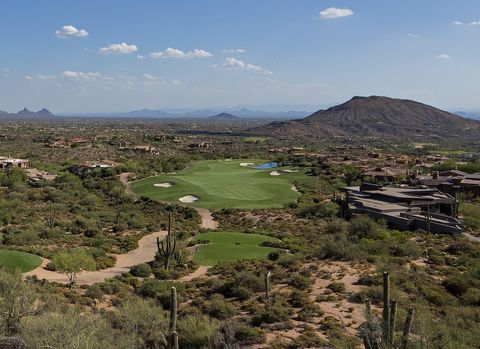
[131,160,302,209]
[193,231,280,266]
[0,250,42,272]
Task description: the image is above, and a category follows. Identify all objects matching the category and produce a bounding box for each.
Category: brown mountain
[256,96,480,138]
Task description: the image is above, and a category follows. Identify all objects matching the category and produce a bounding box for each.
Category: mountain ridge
[255,96,480,138]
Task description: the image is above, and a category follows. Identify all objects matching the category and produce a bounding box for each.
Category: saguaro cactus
[168,287,178,349]
[382,271,391,344]
[401,307,414,349]
[265,271,272,299]
[362,272,414,349]
[157,214,177,270]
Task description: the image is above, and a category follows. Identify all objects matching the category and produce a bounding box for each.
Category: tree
[52,248,96,288]
[0,270,41,336]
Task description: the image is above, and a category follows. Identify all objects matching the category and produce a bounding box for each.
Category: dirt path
[119,172,135,196]
[195,207,219,230]
[24,231,167,285]
[179,265,210,282]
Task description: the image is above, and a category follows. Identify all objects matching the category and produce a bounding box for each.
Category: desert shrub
[215,319,265,347]
[298,302,324,321]
[290,329,328,348]
[130,263,152,278]
[348,215,384,240]
[252,299,291,325]
[389,241,423,258]
[233,286,254,301]
[327,282,346,293]
[289,274,312,291]
[459,202,480,230]
[442,275,471,297]
[289,290,311,308]
[202,294,237,320]
[178,314,219,349]
[325,218,349,234]
[299,202,339,218]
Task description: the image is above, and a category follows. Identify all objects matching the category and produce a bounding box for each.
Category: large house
[0,157,28,169]
[341,183,463,235]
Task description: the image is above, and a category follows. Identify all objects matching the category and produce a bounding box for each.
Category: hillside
[255,96,480,138]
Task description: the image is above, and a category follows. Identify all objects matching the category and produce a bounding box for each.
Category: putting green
[131,160,302,209]
[0,250,42,272]
[193,231,280,266]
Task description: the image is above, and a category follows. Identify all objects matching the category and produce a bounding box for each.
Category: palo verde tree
[52,248,96,288]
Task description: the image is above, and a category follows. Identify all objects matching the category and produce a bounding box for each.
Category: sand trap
[154,182,173,188]
[283,169,299,173]
[270,171,281,176]
[291,185,299,192]
[225,159,232,161]
[179,195,199,203]
[240,162,255,167]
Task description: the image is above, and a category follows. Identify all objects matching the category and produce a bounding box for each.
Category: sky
[1,0,480,113]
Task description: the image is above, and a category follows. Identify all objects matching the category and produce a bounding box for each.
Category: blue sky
[1,0,480,112]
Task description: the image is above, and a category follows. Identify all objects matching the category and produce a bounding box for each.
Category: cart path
[24,231,167,285]
[196,208,219,230]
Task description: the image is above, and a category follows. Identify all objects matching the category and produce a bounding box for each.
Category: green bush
[201,294,237,320]
[130,263,152,278]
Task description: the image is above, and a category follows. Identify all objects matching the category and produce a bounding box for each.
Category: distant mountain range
[209,112,239,120]
[89,108,311,119]
[255,96,480,139]
[0,108,54,118]
[453,111,480,120]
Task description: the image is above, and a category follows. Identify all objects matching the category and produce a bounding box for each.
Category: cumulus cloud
[212,57,272,74]
[149,47,212,59]
[136,55,146,59]
[55,25,89,38]
[99,43,138,55]
[62,71,102,80]
[222,48,246,53]
[1,69,11,78]
[436,54,450,59]
[469,21,480,26]
[24,74,56,81]
[408,33,419,39]
[319,7,353,19]
[452,20,464,25]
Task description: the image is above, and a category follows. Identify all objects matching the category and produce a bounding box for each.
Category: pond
[256,162,279,169]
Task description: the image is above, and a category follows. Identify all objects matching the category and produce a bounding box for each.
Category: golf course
[192,231,281,266]
[131,160,302,209]
[0,250,42,272]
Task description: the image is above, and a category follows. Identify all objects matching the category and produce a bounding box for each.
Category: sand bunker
[240,162,255,167]
[291,185,299,192]
[283,169,299,173]
[270,171,281,176]
[154,182,173,188]
[179,195,199,203]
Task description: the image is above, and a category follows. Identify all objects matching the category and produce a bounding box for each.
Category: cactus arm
[401,307,414,349]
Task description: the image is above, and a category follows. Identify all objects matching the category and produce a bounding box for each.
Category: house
[341,183,463,235]
[416,170,480,197]
[0,157,28,169]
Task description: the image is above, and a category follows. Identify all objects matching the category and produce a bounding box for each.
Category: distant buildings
[0,157,28,169]
[341,183,463,235]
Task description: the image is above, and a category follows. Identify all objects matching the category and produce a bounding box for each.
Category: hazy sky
[1,0,480,112]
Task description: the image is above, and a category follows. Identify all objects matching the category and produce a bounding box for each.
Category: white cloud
[99,43,138,55]
[436,54,450,59]
[55,25,89,38]
[136,55,146,59]
[149,47,212,59]
[212,57,272,74]
[408,33,419,39]
[142,73,158,81]
[24,74,56,81]
[1,69,11,78]
[222,48,246,53]
[172,79,181,86]
[62,71,102,80]
[469,21,480,26]
[453,20,464,25]
[319,7,353,19]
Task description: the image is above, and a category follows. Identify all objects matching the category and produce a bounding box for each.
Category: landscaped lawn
[131,159,302,209]
[0,250,42,272]
[192,231,280,266]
